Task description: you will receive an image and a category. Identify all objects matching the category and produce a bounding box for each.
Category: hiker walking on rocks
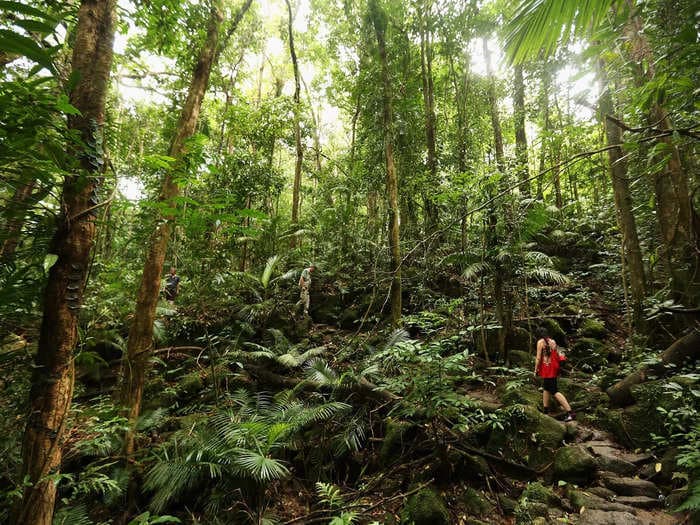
[297,264,315,316]
[535,326,575,421]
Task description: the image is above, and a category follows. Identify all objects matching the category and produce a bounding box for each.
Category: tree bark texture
[419,2,439,234]
[626,10,695,302]
[15,1,116,524]
[536,67,551,200]
[598,61,646,324]
[287,0,303,248]
[0,178,37,264]
[119,0,252,458]
[370,0,401,326]
[513,64,530,197]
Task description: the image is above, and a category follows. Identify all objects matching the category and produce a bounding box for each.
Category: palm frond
[305,358,338,385]
[260,255,280,289]
[527,267,570,285]
[505,0,618,63]
[384,328,411,349]
[233,449,290,482]
[462,261,490,281]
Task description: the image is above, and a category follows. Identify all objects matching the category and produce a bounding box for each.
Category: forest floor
[251,321,687,525]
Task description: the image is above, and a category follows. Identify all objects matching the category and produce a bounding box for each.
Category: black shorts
[543,377,558,394]
[164,288,177,301]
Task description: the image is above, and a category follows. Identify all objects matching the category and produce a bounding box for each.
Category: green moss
[462,487,492,515]
[508,349,532,368]
[487,405,566,470]
[177,371,204,396]
[570,338,607,369]
[540,318,566,343]
[400,488,449,525]
[380,419,413,465]
[499,383,541,407]
[553,445,596,484]
[521,482,559,505]
[578,318,607,338]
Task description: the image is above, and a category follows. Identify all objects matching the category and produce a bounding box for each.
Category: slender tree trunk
[484,38,511,361]
[598,60,646,325]
[513,64,530,197]
[0,178,37,264]
[120,0,251,462]
[537,66,551,200]
[370,0,401,326]
[419,2,439,234]
[286,0,303,248]
[14,1,116,524]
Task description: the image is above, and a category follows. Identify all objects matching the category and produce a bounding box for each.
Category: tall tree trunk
[286,0,303,248]
[626,8,695,302]
[598,60,646,325]
[484,38,511,362]
[513,64,530,197]
[369,0,401,326]
[419,2,439,234]
[14,1,116,524]
[0,178,37,264]
[537,66,551,200]
[119,0,252,463]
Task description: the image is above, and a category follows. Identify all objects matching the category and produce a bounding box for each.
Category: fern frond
[233,449,290,482]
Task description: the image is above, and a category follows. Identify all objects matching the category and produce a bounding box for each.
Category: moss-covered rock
[497,494,518,515]
[380,419,414,466]
[578,318,607,339]
[540,319,567,344]
[554,445,596,484]
[508,349,533,368]
[521,482,560,505]
[570,338,608,369]
[510,328,533,352]
[451,450,489,481]
[515,500,549,524]
[462,487,493,515]
[498,383,541,407]
[400,488,449,525]
[177,371,204,396]
[487,405,566,470]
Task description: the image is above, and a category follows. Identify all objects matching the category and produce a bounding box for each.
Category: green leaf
[55,94,81,115]
[0,29,55,72]
[43,253,58,273]
[0,1,60,23]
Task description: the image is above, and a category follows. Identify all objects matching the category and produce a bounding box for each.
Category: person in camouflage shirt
[297,265,316,316]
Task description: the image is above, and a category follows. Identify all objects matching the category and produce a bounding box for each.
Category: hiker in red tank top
[534,326,575,421]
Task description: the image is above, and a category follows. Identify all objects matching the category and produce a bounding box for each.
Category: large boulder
[570,338,608,369]
[400,487,449,525]
[498,383,541,407]
[578,318,608,338]
[508,349,533,369]
[553,445,597,484]
[577,509,642,525]
[487,405,566,470]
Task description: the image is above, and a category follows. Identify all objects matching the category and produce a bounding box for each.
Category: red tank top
[537,338,565,378]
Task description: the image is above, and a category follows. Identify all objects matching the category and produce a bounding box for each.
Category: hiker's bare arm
[534,340,543,373]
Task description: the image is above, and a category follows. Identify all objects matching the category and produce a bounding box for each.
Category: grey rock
[577,509,642,525]
[601,474,660,498]
[615,496,662,509]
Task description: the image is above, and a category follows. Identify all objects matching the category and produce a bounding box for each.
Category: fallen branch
[607,329,700,407]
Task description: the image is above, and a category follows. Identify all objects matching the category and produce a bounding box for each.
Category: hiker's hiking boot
[564,411,576,422]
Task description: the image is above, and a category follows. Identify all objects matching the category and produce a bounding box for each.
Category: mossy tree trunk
[14,1,116,523]
[369,0,401,326]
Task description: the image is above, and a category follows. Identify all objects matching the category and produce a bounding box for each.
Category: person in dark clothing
[164,266,180,304]
[534,326,575,421]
